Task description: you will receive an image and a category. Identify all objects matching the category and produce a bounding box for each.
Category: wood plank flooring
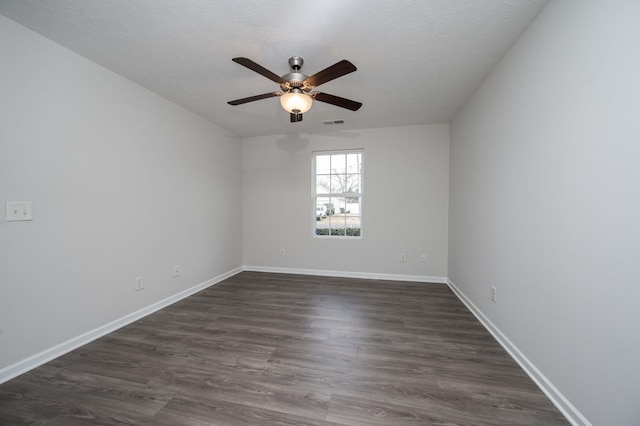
[0,272,569,425]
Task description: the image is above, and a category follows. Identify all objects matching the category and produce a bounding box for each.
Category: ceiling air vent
[323,119,345,125]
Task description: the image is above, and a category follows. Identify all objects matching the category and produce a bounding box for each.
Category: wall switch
[135,277,144,291]
[491,285,497,303]
[420,253,427,262]
[173,265,180,278]
[400,253,407,262]
[6,202,33,221]
[280,248,286,256]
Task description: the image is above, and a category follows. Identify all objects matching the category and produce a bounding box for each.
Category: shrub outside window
[313,150,362,237]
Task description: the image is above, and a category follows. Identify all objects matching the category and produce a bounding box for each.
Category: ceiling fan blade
[228,92,280,105]
[305,60,357,87]
[232,57,286,84]
[313,92,362,111]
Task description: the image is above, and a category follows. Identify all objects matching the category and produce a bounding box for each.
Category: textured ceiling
[0,0,548,138]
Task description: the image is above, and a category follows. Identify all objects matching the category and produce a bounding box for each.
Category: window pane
[331,154,346,173]
[347,153,361,173]
[330,174,346,194]
[315,196,330,235]
[346,197,361,215]
[316,155,331,175]
[348,218,361,236]
[316,175,330,194]
[346,173,360,194]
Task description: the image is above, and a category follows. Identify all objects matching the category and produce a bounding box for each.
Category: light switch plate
[6,202,33,221]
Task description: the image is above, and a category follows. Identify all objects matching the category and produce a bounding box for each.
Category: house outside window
[312,150,363,237]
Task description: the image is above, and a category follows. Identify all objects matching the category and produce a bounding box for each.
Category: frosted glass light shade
[280,92,313,113]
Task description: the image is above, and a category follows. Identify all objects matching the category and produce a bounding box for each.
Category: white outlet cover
[6,202,33,221]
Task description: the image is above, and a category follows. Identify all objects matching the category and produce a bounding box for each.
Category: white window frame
[311,149,363,239]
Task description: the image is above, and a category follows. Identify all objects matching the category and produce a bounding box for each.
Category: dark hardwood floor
[0,272,569,425]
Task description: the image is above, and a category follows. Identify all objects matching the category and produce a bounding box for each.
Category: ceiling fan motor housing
[281,56,310,91]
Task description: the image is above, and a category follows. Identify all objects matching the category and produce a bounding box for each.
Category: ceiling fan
[227,56,362,122]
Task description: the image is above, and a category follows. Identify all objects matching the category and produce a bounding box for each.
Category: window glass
[313,150,362,238]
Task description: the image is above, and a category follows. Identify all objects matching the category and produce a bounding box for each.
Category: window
[312,150,363,237]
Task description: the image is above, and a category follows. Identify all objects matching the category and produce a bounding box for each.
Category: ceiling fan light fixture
[280,90,313,114]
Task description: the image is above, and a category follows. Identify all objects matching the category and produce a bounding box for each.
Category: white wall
[449,1,640,425]
[0,16,242,375]
[243,125,449,280]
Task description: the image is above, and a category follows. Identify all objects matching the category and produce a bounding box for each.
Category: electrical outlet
[173,265,180,278]
[135,277,144,291]
[491,285,497,303]
[280,248,286,256]
[420,253,427,262]
[6,202,33,221]
[400,253,407,262]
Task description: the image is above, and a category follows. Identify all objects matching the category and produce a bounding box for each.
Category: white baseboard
[243,265,447,284]
[0,266,243,385]
[446,279,591,426]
